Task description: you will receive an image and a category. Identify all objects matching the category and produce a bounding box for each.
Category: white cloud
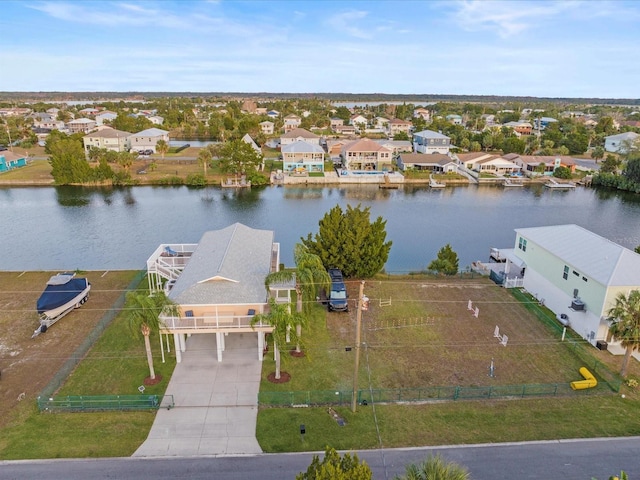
[326,10,371,39]
[447,0,579,38]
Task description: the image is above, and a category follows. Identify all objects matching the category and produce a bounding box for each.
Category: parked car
[327,268,348,312]
[0,145,7,151]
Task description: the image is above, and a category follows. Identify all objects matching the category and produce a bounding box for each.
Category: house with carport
[148,223,292,363]
[501,224,640,354]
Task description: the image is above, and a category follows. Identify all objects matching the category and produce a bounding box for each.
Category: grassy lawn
[0,159,54,182]
[0,275,172,459]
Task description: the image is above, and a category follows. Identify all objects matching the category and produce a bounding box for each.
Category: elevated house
[397,153,457,172]
[281,140,325,173]
[499,225,640,353]
[260,121,274,135]
[341,138,393,171]
[82,128,132,156]
[148,223,292,363]
[388,118,412,137]
[329,117,344,131]
[283,114,302,132]
[413,108,430,121]
[412,130,451,154]
[66,118,97,134]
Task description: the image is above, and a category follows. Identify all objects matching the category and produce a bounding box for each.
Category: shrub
[186,173,207,187]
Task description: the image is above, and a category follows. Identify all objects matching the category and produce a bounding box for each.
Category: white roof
[516,224,640,287]
[133,128,169,137]
[169,223,274,305]
[282,140,324,154]
[413,130,450,140]
[605,132,639,141]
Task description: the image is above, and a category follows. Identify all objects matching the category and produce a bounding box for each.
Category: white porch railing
[160,313,271,332]
[504,276,524,289]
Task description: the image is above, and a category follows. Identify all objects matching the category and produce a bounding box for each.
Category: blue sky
[1,0,639,98]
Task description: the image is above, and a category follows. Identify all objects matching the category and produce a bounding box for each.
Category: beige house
[280,127,320,146]
[260,121,275,135]
[82,128,132,156]
[148,223,292,363]
[388,118,412,136]
[283,114,302,132]
[129,128,170,153]
[341,138,393,171]
[66,118,97,134]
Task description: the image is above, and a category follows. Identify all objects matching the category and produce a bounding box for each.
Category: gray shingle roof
[169,223,274,305]
[282,140,324,154]
[516,224,640,287]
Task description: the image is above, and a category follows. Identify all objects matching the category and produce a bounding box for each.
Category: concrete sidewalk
[133,333,263,457]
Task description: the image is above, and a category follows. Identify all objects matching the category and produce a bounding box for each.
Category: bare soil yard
[0,270,139,428]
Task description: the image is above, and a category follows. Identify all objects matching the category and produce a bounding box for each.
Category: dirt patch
[0,270,139,428]
[143,375,163,386]
[267,371,291,383]
[289,349,305,358]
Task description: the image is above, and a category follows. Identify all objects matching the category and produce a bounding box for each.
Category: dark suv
[327,268,348,312]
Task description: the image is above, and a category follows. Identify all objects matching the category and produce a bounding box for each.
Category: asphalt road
[2,437,638,479]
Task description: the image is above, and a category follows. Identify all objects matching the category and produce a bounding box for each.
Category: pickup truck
[327,268,348,312]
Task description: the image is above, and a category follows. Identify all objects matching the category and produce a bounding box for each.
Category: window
[518,237,527,252]
[573,270,579,277]
[563,265,569,280]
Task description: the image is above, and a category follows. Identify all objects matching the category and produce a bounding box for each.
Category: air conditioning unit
[571,299,585,311]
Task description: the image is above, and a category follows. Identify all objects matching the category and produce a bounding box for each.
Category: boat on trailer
[33,273,91,338]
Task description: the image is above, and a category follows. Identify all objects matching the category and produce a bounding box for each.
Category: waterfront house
[326,139,350,160]
[129,128,170,153]
[341,138,393,171]
[459,153,521,175]
[413,130,451,154]
[502,224,640,352]
[397,153,457,172]
[280,128,320,146]
[0,151,27,172]
[376,140,413,156]
[82,128,132,156]
[604,132,639,153]
[281,140,325,173]
[149,223,290,363]
[511,155,576,176]
[260,121,275,135]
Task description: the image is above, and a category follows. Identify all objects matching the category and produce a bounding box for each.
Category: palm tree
[264,244,330,353]
[197,148,212,177]
[251,298,302,380]
[607,290,640,377]
[156,139,169,159]
[394,454,469,480]
[126,291,178,381]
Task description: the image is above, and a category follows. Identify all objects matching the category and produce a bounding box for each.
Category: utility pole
[352,281,365,413]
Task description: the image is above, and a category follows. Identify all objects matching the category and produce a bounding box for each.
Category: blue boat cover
[36,278,88,314]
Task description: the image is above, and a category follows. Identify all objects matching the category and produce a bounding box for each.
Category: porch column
[216,332,223,362]
[258,331,264,361]
[173,333,182,363]
[179,333,186,352]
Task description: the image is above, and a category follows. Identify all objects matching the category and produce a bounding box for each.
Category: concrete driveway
[133,332,263,457]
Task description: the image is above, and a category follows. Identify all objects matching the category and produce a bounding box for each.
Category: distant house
[501,224,640,350]
[334,125,356,135]
[604,132,639,153]
[283,114,302,132]
[388,118,412,137]
[260,121,274,135]
[326,139,350,159]
[413,108,430,121]
[129,128,170,153]
[78,107,100,116]
[446,114,463,125]
[376,140,413,156]
[95,111,118,126]
[254,107,268,115]
[267,110,280,119]
[281,140,325,173]
[280,128,320,146]
[412,130,451,154]
[341,138,393,171]
[469,155,521,175]
[82,128,132,156]
[32,112,65,130]
[329,117,344,131]
[66,118,97,134]
[374,117,390,129]
[0,151,28,172]
[349,114,368,129]
[397,153,457,172]
[503,121,532,136]
[148,115,164,125]
[533,117,558,130]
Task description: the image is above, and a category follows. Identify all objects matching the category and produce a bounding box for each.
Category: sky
[1,0,639,98]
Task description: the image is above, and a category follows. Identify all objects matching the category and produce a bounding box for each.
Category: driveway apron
[133,332,263,456]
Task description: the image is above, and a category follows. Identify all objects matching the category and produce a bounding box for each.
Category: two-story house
[129,128,170,153]
[281,140,325,173]
[341,138,393,171]
[280,128,320,146]
[66,118,97,134]
[82,128,132,156]
[413,130,451,154]
[260,121,275,135]
[283,114,302,132]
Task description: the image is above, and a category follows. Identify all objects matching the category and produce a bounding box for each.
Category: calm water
[1,185,639,273]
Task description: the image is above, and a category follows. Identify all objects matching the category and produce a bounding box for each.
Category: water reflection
[55,186,91,207]
[283,187,324,199]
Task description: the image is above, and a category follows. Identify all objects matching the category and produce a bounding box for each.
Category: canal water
[1,185,639,273]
